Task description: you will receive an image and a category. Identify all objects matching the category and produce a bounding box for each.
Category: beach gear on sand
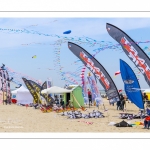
[108,122,116,126]
[114,120,132,127]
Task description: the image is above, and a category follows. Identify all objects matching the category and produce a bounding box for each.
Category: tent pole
[72,93,81,108]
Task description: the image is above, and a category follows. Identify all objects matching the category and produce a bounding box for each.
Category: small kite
[63,30,71,34]
[32,55,37,58]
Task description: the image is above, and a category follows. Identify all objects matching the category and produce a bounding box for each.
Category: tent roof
[11,85,29,94]
[41,86,72,94]
[143,89,150,93]
[66,84,79,90]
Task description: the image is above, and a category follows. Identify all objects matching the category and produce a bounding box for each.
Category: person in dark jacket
[60,99,65,109]
[143,93,148,104]
[88,89,92,108]
[117,100,121,110]
[54,95,59,106]
[119,94,125,110]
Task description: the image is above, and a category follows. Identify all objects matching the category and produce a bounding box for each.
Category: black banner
[22,78,40,103]
[41,81,47,90]
[106,23,150,87]
[68,42,120,100]
[28,80,54,103]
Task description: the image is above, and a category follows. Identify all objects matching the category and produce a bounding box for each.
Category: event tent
[41,86,72,94]
[11,85,29,94]
[11,85,33,104]
[41,85,84,108]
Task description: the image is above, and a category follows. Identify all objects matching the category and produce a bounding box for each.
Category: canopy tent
[16,91,33,104]
[41,85,84,108]
[143,89,150,93]
[11,85,29,94]
[11,85,33,104]
[41,86,72,94]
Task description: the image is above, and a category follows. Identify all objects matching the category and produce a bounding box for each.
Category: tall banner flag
[120,59,144,109]
[41,81,47,90]
[106,23,150,87]
[5,70,11,100]
[68,42,120,100]
[28,80,54,103]
[47,78,52,88]
[22,78,40,103]
[0,69,3,103]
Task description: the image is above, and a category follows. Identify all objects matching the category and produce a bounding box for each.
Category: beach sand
[0,99,149,132]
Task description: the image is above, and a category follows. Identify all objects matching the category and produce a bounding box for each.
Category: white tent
[143,89,150,93]
[11,86,33,104]
[11,85,29,94]
[41,86,72,94]
[17,91,33,104]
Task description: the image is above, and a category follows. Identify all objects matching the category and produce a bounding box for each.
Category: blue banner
[120,59,144,109]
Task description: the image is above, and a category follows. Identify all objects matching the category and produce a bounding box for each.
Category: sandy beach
[0,99,149,133]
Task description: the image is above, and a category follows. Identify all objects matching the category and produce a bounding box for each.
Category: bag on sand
[114,120,132,127]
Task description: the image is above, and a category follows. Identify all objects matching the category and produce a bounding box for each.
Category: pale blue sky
[0,18,150,90]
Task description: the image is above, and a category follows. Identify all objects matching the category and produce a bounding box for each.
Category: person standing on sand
[119,94,125,110]
[88,89,92,108]
[143,93,148,105]
[143,116,150,129]
[116,100,121,110]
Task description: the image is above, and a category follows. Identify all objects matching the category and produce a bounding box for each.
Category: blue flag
[120,59,144,109]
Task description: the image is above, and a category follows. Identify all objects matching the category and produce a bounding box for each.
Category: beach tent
[41,85,84,108]
[11,85,33,104]
[41,86,72,94]
[11,85,29,94]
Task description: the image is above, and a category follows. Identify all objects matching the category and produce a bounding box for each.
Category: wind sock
[87,73,103,105]
[47,78,52,88]
[82,77,88,103]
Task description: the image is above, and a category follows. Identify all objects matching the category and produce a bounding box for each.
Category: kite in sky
[63,30,71,34]
[32,55,37,58]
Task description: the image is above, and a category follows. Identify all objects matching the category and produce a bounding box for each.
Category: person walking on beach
[88,89,92,108]
[116,100,121,110]
[143,93,148,104]
[119,94,125,110]
[60,99,65,109]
